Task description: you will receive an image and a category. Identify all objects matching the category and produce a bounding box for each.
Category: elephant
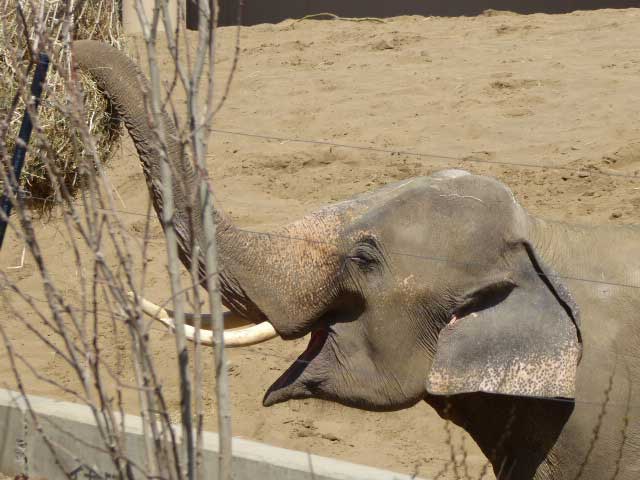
[72,40,640,479]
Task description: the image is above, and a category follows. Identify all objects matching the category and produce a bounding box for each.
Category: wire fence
[7,123,639,292]
[209,128,640,182]
[9,199,639,291]
[3,121,640,409]
[7,282,640,408]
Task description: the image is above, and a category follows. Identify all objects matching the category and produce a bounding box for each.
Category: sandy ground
[1,8,640,479]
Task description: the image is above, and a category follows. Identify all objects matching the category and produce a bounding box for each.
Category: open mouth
[131,292,336,406]
[262,300,364,406]
[262,327,329,406]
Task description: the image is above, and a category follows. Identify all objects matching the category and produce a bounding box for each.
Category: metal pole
[0,52,50,249]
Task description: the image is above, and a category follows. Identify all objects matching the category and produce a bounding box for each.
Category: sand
[1,8,639,480]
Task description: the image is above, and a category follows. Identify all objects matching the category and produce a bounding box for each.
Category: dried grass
[0,0,124,208]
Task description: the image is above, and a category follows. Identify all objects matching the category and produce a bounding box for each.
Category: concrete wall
[0,389,428,480]
[216,0,640,26]
[122,0,639,31]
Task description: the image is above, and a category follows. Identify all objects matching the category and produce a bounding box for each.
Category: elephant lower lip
[262,328,329,407]
[306,328,328,355]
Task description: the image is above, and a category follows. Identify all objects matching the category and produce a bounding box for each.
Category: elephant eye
[347,237,383,272]
[349,250,375,266]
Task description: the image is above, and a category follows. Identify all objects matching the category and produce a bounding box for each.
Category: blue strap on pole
[0,52,50,248]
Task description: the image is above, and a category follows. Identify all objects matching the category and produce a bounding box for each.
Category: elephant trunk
[71,40,265,321]
[72,40,349,341]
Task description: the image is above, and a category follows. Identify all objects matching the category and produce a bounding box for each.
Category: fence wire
[4,124,638,419]
[210,128,640,182]
[4,246,640,411]
[8,141,639,293]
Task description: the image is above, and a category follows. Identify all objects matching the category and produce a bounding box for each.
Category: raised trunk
[72,40,263,320]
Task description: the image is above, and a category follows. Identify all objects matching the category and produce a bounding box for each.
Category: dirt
[1,8,640,480]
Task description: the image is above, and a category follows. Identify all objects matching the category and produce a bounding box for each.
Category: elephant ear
[426,241,582,400]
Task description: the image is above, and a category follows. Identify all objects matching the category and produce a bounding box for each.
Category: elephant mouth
[262,327,330,407]
[129,293,339,406]
[262,297,365,406]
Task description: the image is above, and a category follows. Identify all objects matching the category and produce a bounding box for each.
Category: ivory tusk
[128,292,279,347]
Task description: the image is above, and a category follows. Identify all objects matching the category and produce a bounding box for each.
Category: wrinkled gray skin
[74,40,640,479]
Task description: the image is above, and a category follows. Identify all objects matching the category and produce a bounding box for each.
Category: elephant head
[73,41,582,415]
[259,170,583,410]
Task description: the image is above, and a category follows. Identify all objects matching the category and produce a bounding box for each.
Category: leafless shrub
[0,1,231,479]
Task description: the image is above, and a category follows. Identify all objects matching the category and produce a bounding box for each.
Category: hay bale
[0,0,125,208]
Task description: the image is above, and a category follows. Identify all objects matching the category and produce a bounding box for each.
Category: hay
[0,0,125,208]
